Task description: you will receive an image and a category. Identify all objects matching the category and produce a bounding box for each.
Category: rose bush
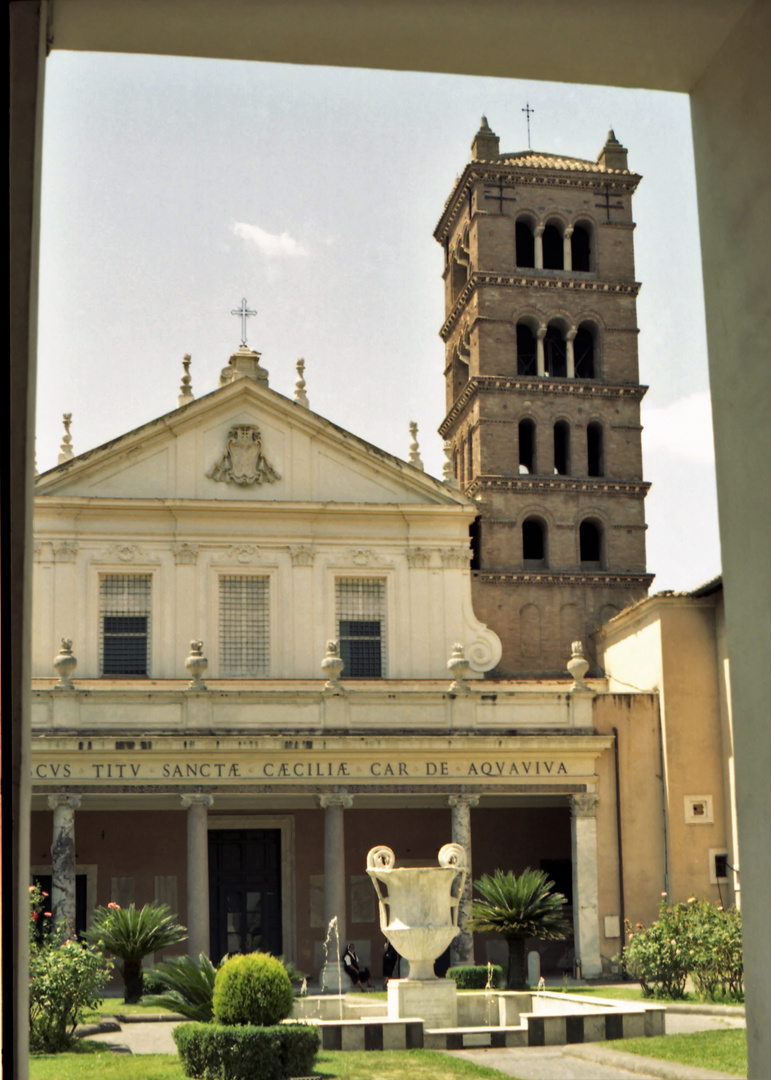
[621,894,743,1001]
[28,883,112,1053]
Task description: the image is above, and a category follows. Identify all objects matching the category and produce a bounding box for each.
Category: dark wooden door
[208,829,282,961]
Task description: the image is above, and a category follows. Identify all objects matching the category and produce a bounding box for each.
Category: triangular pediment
[35,380,468,507]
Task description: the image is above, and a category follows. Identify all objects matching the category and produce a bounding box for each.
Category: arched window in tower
[574,325,595,379]
[579,519,603,567]
[516,323,537,376]
[542,223,564,270]
[519,419,536,474]
[544,326,567,378]
[554,421,570,475]
[522,516,547,567]
[515,219,535,268]
[467,428,474,483]
[587,422,604,477]
[571,225,592,272]
[452,350,470,400]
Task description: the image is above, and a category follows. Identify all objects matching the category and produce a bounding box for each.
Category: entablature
[466,476,651,498]
[475,571,654,589]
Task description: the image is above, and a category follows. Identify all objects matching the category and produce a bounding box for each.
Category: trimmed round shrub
[213,953,294,1026]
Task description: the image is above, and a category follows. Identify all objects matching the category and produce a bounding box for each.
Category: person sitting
[382,939,399,986]
[342,942,372,990]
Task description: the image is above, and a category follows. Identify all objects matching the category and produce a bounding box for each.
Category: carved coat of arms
[208,424,280,487]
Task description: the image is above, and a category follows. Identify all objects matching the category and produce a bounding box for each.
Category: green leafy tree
[84,901,187,1003]
[466,868,570,990]
[28,883,112,1053]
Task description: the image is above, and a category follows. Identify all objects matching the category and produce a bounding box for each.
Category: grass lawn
[551,985,745,1006]
[29,1045,516,1080]
[79,999,180,1021]
[606,1029,747,1076]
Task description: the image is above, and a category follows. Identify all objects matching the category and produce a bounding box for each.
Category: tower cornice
[475,571,654,589]
[440,270,641,342]
[465,476,651,499]
[439,376,648,438]
[434,162,641,244]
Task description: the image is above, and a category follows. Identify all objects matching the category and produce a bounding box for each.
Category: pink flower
[42,891,49,898]
[29,885,35,892]
[107,902,120,910]
[44,912,52,918]
[661,891,668,897]
[635,922,643,929]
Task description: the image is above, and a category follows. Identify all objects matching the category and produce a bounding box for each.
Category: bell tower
[435,120,653,676]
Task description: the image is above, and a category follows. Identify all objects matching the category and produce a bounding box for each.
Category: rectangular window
[336,578,386,678]
[220,576,270,677]
[100,575,151,676]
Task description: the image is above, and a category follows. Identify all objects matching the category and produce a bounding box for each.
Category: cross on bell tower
[434,121,652,677]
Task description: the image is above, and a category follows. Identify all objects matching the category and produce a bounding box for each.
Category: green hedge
[173,1022,320,1080]
[446,965,503,990]
[212,953,293,1027]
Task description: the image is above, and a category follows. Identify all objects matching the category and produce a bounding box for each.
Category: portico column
[48,794,81,936]
[563,226,574,271]
[181,794,213,959]
[318,791,352,993]
[448,793,479,966]
[534,224,545,269]
[569,793,602,978]
[536,325,547,377]
[566,328,577,379]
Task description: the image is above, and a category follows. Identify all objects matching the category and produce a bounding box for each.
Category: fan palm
[84,902,187,1002]
[466,868,570,990]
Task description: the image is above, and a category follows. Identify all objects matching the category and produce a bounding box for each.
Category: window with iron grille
[100,575,151,676]
[336,578,386,678]
[220,576,270,677]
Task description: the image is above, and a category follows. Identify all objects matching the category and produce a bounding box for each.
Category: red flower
[107,901,121,910]
[32,912,39,922]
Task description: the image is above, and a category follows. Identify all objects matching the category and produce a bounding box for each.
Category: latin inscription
[32,758,569,782]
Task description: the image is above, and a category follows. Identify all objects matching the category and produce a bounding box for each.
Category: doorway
[208,829,282,960]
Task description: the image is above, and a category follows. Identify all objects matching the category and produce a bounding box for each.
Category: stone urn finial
[294,358,309,408]
[408,421,424,471]
[185,640,208,690]
[53,638,77,689]
[447,642,470,693]
[178,353,194,407]
[567,640,590,689]
[442,440,457,488]
[321,640,345,693]
[58,413,74,464]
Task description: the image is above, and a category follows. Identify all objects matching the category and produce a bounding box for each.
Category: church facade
[29,124,737,985]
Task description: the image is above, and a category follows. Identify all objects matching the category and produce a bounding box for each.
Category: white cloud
[642,391,715,464]
[232,221,309,259]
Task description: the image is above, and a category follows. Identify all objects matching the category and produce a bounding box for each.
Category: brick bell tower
[435,118,653,677]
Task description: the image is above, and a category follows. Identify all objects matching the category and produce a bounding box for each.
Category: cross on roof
[522,102,535,149]
[231,298,257,346]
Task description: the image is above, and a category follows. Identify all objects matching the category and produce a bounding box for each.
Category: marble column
[536,325,547,377]
[566,328,577,379]
[449,793,479,966]
[563,226,574,272]
[318,791,352,993]
[181,794,213,959]
[534,224,545,269]
[570,793,602,978]
[48,794,81,936]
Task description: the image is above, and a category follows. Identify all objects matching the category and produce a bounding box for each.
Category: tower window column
[563,226,574,272]
[566,328,577,379]
[534,225,545,270]
[536,325,547,377]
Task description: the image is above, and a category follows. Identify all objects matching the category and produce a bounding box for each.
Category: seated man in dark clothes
[382,939,400,986]
[342,942,372,990]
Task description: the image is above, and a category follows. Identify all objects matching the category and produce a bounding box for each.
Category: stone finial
[185,639,208,690]
[442,440,458,488]
[447,642,470,693]
[471,116,500,160]
[53,638,77,689]
[178,353,194,407]
[567,639,590,690]
[219,346,269,387]
[321,639,345,693]
[597,128,629,171]
[294,358,309,408]
[58,414,74,464]
[408,421,424,471]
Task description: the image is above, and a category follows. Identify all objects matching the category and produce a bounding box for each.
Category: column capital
[570,792,599,817]
[537,323,548,340]
[535,224,545,236]
[564,225,575,238]
[566,327,578,341]
[181,793,213,809]
[47,793,81,811]
[448,793,480,809]
[318,791,353,810]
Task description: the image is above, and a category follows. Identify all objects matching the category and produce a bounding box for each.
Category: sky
[36,52,721,593]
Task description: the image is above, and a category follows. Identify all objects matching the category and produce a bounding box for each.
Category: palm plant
[84,902,187,1003]
[144,953,217,1021]
[465,868,570,990]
